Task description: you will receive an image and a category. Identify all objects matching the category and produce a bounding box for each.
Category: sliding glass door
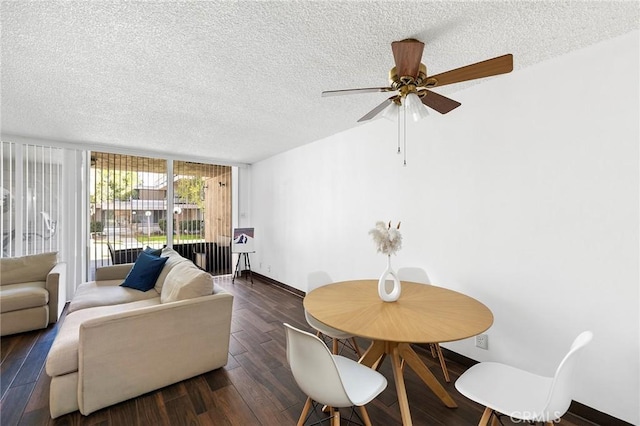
[172,161,232,275]
[89,153,232,276]
[89,153,167,272]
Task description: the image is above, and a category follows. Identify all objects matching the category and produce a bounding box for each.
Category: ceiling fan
[322,38,513,122]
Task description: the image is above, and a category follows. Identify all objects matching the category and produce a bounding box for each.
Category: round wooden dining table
[304,279,494,426]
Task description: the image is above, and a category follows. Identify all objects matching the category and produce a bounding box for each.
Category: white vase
[378,255,401,302]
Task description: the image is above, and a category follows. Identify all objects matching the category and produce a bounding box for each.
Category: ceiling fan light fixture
[403,92,429,122]
[380,102,398,122]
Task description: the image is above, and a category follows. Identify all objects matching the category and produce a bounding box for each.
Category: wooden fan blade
[392,39,425,78]
[421,90,461,114]
[322,87,394,97]
[428,54,513,87]
[357,97,395,122]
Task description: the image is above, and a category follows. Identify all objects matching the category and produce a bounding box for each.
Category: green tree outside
[175,177,205,211]
[91,170,139,203]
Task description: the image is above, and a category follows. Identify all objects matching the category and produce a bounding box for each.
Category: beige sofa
[0,252,65,336]
[45,247,234,418]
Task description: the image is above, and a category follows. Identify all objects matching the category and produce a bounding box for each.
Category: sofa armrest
[94,264,133,281]
[46,262,66,323]
[77,292,233,415]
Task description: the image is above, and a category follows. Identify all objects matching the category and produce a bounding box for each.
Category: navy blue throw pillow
[121,251,168,292]
[144,246,163,257]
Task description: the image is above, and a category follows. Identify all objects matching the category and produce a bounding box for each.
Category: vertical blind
[1,142,63,258]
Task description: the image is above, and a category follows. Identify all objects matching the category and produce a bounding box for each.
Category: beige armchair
[0,252,65,336]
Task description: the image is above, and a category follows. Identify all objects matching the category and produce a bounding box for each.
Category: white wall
[249,31,639,424]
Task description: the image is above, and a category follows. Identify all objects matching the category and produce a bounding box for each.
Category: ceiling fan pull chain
[397,105,402,155]
[403,102,407,166]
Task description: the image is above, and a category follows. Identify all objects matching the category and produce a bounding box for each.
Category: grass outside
[144,234,203,243]
[93,234,203,245]
[90,234,205,261]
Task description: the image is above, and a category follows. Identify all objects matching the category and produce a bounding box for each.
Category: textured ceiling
[1,1,638,164]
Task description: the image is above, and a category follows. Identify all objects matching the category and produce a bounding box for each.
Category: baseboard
[567,401,634,426]
[249,272,305,297]
[255,274,632,426]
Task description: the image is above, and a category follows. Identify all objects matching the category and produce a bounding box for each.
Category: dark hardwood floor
[1,275,598,425]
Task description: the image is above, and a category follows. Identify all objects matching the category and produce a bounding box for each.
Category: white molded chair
[397,266,450,382]
[305,271,362,357]
[284,323,387,426]
[455,331,593,426]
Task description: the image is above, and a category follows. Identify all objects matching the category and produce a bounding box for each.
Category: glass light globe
[403,93,430,122]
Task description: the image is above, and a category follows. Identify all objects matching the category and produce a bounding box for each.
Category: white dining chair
[397,266,450,382]
[455,331,593,426]
[305,271,362,357]
[284,323,387,426]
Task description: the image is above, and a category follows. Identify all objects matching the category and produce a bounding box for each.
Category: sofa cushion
[160,262,213,303]
[0,281,48,313]
[0,252,57,285]
[121,252,168,292]
[1,306,49,336]
[153,247,190,293]
[45,299,161,377]
[67,280,160,314]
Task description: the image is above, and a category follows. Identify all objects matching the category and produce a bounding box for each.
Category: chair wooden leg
[430,343,437,358]
[297,397,313,426]
[350,337,362,358]
[478,406,493,426]
[434,343,450,382]
[330,407,340,426]
[332,338,339,354]
[358,405,372,426]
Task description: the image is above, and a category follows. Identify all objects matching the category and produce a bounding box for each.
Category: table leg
[372,353,386,371]
[398,343,457,408]
[359,340,386,367]
[389,342,413,426]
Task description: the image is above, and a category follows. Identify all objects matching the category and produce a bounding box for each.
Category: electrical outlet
[267,265,271,272]
[475,334,488,350]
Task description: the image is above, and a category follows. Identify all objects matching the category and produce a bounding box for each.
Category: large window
[173,160,232,274]
[89,153,167,271]
[89,153,232,275]
[1,142,63,257]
